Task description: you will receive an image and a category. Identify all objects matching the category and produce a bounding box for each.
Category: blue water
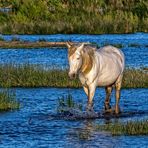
[0,33,148,147]
[0,34,148,68]
[2,33,148,46]
[0,46,147,68]
[0,88,148,147]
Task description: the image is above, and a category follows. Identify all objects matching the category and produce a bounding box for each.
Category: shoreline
[0,41,68,48]
[0,40,147,49]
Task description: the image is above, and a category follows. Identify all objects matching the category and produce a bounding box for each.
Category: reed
[0,64,147,88]
[57,94,82,113]
[122,68,148,88]
[0,89,20,111]
[97,120,148,136]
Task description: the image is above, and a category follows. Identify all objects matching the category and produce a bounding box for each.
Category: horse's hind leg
[104,86,112,112]
[115,75,123,114]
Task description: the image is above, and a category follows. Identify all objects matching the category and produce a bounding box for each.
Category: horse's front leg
[86,84,96,112]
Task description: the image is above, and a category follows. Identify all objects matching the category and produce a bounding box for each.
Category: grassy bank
[0,41,67,48]
[0,90,20,111]
[0,37,148,49]
[97,120,148,136]
[0,40,125,49]
[0,0,148,34]
[0,64,147,88]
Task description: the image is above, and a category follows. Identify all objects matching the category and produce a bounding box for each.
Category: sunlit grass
[97,120,148,136]
[0,64,147,88]
[0,90,20,111]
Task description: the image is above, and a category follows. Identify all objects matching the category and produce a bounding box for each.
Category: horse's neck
[80,51,93,75]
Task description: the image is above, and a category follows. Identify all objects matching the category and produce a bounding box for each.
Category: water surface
[0,33,148,68]
[0,88,148,147]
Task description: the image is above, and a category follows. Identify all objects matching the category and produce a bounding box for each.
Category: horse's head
[66,42,84,79]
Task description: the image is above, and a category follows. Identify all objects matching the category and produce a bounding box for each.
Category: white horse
[67,42,125,114]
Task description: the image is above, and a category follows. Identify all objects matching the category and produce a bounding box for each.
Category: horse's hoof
[115,110,121,115]
[105,108,113,113]
[115,106,121,114]
[86,105,93,111]
[105,104,111,111]
[86,108,94,113]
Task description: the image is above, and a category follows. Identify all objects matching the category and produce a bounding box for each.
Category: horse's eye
[77,58,80,60]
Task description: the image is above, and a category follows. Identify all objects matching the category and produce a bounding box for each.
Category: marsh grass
[57,94,82,113]
[97,120,148,136]
[0,64,147,88]
[122,68,148,88]
[0,90,20,111]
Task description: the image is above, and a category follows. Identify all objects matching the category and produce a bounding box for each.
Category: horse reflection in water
[67,42,125,114]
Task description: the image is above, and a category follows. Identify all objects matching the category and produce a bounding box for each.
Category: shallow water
[0,88,148,147]
[2,33,148,46]
[0,33,148,68]
[0,33,148,147]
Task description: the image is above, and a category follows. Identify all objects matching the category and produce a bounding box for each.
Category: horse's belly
[97,69,121,86]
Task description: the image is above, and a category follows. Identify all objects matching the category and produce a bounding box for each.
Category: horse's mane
[68,43,96,75]
[81,45,96,75]
[84,45,96,55]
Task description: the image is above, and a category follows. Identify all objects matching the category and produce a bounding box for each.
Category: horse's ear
[77,43,84,53]
[66,41,72,48]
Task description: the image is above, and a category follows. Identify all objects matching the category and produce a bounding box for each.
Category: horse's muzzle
[68,73,76,80]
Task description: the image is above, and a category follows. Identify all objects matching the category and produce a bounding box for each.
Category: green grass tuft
[0,36,4,41]
[97,120,148,136]
[57,94,82,113]
[122,68,148,88]
[0,90,20,111]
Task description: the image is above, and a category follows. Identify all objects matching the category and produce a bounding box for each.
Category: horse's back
[98,45,124,67]
[98,45,123,57]
[92,46,124,86]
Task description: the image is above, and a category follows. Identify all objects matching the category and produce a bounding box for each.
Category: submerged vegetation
[97,120,148,136]
[0,64,147,88]
[0,0,148,34]
[0,90,20,111]
[57,94,82,113]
